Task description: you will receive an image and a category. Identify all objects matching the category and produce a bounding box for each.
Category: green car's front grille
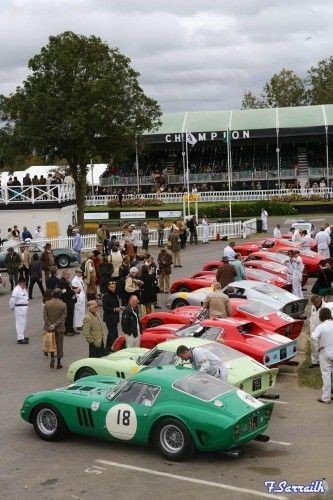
[76,407,94,428]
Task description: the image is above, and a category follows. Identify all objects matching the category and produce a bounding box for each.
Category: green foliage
[307,56,333,105]
[198,200,297,218]
[241,68,307,109]
[1,31,161,224]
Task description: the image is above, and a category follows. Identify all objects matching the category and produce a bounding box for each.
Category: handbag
[42,330,57,354]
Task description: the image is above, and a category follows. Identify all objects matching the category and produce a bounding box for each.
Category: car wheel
[177,286,191,293]
[56,255,70,268]
[154,418,195,461]
[171,298,189,309]
[74,367,97,381]
[32,405,67,441]
[147,319,163,328]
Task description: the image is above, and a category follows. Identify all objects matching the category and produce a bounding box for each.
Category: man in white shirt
[315,227,331,257]
[311,307,333,403]
[176,345,228,382]
[223,241,236,261]
[261,209,268,232]
[35,225,45,241]
[300,230,311,248]
[273,224,281,239]
[309,295,333,368]
[9,277,29,344]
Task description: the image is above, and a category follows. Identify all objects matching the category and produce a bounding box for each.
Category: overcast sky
[0,0,332,112]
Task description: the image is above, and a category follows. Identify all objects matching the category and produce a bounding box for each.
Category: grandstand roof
[145,104,333,143]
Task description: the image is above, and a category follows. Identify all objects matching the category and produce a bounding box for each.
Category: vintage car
[0,273,6,289]
[243,259,308,287]
[115,320,297,367]
[166,281,307,318]
[21,366,274,460]
[234,237,317,256]
[0,242,78,269]
[142,301,304,339]
[68,337,278,397]
[171,268,291,293]
[244,248,329,277]
[282,220,315,238]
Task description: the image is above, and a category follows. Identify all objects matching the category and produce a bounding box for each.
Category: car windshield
[203,342,242,360]
[173,373,232,401]
[174,325,205,337]
[139,349,178,367]
[265,253,289,264]
[246,268,278,280]
[291,222,312,231]
[106,380,128,400]
[261,262,285,271]
[237,302,275,317]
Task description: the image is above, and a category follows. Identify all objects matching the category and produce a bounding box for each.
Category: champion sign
[164,130,250,143]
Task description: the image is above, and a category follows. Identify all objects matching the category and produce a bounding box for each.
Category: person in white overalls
[315,227,331,258]
[311,307,333,403]
[261,209,268,232]
[286,250,304,298]
[9,277,29,344]
[202,216,209,244]
[72,269,86,330]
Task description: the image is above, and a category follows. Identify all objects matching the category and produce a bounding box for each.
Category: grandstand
[99,104,333,194]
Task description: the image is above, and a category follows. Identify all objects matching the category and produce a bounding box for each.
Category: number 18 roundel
[106,404,137,440]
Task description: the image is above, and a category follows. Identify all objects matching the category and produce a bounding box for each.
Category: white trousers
[202,228,209,243]
[318,247,330,258]
[319,350,333,402]
[15,307,28,340]
[291,278,303,299]
[310,337,319,364]
[125,334,140,348]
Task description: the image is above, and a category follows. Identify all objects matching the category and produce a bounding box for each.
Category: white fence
[86,187,333,206]
[0,184,76,204]
[1,220,251,254]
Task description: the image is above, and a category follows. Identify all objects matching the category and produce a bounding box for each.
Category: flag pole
[185,135,190,217]
[227,129,232,222]
[135,135,140,194]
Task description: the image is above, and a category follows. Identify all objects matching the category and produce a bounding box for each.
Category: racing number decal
[105,404,137,440]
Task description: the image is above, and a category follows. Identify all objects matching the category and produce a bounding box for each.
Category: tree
[263,68,307,107]
[307,56,333,105]
[1,31,161,226]
[241,90,265,109]
[241,68,307,109]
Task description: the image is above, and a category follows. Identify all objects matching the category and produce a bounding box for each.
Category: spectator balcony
[0,184,76,206]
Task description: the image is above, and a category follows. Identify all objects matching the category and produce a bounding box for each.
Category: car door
[98,381,160,445]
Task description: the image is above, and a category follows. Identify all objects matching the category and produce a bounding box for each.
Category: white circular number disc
[105,404,137,440]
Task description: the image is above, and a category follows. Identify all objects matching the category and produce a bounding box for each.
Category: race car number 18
[106,404,137,440]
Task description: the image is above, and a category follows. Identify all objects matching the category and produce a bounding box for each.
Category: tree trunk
[75,174,87,230]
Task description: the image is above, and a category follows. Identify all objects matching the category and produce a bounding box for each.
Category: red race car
[243,258,308,287]
[244,249,329,277]
[113,319,298,367]
[234,237,317,256]
[141,299,303,339]
[170,268,291,293]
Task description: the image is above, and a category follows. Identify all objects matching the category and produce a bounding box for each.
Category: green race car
[21,366,274,460]
[67,338,278,397]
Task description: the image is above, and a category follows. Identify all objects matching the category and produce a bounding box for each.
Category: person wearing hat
[169,226,182,268]
[216,256,237,289]
[157,248,173,293]
[72,227,83,264]
[9,276,30,344]
[5,247,21,291]
[40,243,55,283]
[18,243,31,287]
[125,267,143,304]
[72,269,86,331]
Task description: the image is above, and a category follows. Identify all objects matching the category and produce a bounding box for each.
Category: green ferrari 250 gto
[21,366,274,460]
[67,338,278,397]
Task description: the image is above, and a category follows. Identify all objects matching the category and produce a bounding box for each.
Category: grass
[298,339,322,390]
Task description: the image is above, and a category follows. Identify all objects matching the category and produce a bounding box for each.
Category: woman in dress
[72,269,86,330]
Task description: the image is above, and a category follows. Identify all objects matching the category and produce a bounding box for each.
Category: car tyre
[32,404,67,441]
[154,418,195,461]
[171,298,189,309]
[74,367,97,381]
[146,319,163,328]
[56,255,70,268]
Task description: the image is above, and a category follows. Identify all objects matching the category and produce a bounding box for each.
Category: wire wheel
[160,424,185,454]
[36,408,58,436]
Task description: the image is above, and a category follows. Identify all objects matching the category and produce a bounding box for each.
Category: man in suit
[83,300,106,358]
[102,281,123,353]
[59,269,76,336]
[43,288,67,369]
[121,295,142,347]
